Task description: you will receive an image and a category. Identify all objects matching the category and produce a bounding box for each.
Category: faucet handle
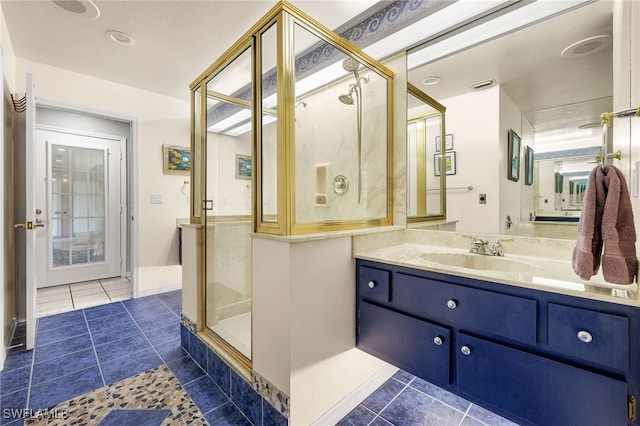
[490,238,513,256]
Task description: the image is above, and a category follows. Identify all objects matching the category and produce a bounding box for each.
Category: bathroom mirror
[406,0,613,239]
[407,83,446,222]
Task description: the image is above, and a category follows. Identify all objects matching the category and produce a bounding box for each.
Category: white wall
[1,1,16,370]
[14,59,191,291]
[614,0,640,246]
[441,86,500,234]
[520,117,535,221]
[498,87,524,235]
[206,131,252,216]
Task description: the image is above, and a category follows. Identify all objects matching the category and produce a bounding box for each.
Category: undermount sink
[420,252,536,273]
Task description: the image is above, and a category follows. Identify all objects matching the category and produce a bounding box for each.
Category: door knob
[14,221,45,230]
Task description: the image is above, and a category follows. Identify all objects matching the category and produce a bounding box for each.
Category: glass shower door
[204,46,254,362]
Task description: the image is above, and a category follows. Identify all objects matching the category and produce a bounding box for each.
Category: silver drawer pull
[367,281,376,289]
[447,299,457,309]
[577,330,593,343]
[433,336,444,346]
[460,345,472,356]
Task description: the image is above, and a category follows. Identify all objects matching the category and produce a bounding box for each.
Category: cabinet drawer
[393,272,537,345]
[548,303,629,371]
[358,266,390,304]
[457,333,628,426]
[358,301,450,386]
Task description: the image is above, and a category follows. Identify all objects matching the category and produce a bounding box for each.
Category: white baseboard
[310,363,398,426]
[137,282,181,297]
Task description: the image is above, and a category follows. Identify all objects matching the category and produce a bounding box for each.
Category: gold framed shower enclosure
[190,0,394,236]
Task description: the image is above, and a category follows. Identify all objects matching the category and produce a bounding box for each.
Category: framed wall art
[163,145,191,175]
[508,129,521,182]
[236,154,252,180]
[434,151,456,176]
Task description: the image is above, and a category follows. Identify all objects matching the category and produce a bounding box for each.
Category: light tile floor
[36,277,132,317]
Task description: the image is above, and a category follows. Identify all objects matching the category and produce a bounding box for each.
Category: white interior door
[35,130,123,287]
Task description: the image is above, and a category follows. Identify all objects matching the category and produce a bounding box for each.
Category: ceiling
[1,0,380,101]
[407,0,613,135]
[2,0,613,136]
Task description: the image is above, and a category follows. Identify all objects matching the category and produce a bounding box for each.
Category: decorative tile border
[207,0,444,126]
[252,370,290,418]
[181,325,288,425]
[180,312,197,333]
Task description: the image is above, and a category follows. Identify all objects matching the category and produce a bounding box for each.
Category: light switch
[150,193,163,204]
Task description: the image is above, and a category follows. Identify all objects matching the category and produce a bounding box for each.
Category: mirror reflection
[407,84,446,222]
[407,1,612,239]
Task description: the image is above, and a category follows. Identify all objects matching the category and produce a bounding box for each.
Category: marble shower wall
[294,69,389,224]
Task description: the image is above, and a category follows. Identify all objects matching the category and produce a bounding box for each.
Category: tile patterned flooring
[2,290,518,425]
[36,277,132,317]
[337,370,518,426]
[1,291,253,425]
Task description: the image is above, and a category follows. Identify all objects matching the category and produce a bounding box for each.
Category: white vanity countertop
[354,243,640,307]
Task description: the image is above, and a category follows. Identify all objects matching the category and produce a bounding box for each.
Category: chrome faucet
[468,237,489,255]
[464,235,513,256]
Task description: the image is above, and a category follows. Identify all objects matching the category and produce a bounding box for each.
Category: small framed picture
[235,154,252,180]
[163,145,191,175]
[525,145,534,186]
[434,151,456,176]
[435,134,454,151]
[507,129,521,182]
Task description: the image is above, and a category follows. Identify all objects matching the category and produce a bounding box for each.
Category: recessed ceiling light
[106,30,136,47]
[471,79,496,90]
[561,35,611,59]
[51,0,100,20]
[423,76,441,86]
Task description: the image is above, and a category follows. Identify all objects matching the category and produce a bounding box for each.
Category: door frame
[35,126,127,285]
[35,99,139,298]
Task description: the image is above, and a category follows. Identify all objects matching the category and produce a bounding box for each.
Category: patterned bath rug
[25,364,207,425]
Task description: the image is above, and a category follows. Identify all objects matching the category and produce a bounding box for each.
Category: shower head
[338,93,354,105]
[342,57,361,73]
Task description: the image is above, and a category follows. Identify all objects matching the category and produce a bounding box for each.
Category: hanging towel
[600,165,637,284]
[572,166,606,280]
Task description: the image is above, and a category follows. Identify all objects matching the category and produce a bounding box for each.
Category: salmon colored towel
[572,165,637,284]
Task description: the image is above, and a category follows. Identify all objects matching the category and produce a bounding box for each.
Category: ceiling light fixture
[106,30,136,46]
[423,76,441,86]
[577,122,601,129]
[471,79,496,90]
[51,0,100,19]
[561,35,611,59]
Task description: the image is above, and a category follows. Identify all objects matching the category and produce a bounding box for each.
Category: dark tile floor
[2,291,518,426]
[337,370,518,426]
[0,291,250,425]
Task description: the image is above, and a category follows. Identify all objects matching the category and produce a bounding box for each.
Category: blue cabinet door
[358,301,450,386]
[457,333,628,426]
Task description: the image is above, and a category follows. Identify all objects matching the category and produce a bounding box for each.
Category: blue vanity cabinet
[355,259,639,426]
[359,301,451,386]
[457,333,628,426]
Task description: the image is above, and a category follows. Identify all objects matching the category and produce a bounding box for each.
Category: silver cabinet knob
[577,330,593,343]
[447,299,457,309]
[367,281,376,289]
[460,345,472,356]
[433,336,444,346]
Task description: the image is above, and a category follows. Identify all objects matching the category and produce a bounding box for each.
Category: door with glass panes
[35,130,123,287]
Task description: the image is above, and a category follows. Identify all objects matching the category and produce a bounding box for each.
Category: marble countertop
[354,242,640,307]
